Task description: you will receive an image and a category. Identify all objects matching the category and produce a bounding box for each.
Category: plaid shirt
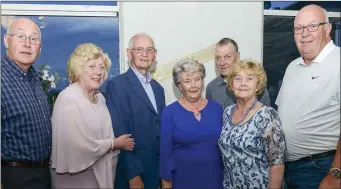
[1,55,52,161]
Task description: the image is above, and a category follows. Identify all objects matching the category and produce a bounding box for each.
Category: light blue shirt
[131,67,158,114]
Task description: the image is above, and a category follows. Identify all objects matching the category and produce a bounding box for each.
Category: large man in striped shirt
[1,18,52,189]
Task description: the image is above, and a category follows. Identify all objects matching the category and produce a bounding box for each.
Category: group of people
[1,4,340,189]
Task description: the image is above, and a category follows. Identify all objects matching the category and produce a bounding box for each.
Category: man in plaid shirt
[1,18,52,189]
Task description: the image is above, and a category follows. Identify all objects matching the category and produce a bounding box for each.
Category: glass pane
[1,15,120,93]
[264,1,295,10]
[1,1,117,6]
[264,1,341,11]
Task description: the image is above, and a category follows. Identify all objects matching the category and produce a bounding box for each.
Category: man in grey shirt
[206,38,271,110]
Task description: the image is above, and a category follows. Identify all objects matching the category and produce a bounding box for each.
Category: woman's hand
[113,134,135,151]
[161,179,172,189]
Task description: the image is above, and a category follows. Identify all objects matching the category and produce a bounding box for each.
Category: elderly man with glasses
[1,18,52,189]
[276,4,341,189]
[105,33,166,189]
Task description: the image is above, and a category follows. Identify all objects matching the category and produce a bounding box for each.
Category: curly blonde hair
[67,43,111,83]
[226,60,267,97]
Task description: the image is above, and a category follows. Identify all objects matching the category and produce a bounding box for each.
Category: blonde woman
[50,43,135,188]
[218,60,287,189]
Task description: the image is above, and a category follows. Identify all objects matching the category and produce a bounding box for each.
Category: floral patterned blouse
[218,105,287,189]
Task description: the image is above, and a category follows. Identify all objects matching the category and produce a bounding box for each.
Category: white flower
[43,73,49,78]
[45,65,51,69]
[50,82,56,88]
[42,75,47,80]
[48,75,55,82]
[42,70,48,74]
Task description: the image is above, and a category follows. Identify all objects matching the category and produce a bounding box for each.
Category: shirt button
[39,100,41,103]
[44,116,46,118]
[20,78,23,80]
[47,131,49,134]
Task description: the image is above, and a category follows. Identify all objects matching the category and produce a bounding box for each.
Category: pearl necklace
[232,99,258,125]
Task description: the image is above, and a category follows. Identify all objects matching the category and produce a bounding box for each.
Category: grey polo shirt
[206,76,271,110]
[276,41,340,161]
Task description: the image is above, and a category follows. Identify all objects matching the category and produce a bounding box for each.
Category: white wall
[119,2,263,105]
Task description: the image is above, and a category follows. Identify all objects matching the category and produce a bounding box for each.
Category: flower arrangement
[35,64,62,93]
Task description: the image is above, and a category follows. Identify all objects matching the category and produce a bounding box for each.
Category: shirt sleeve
[205,83,212,100]
[52,97,112,174]
[159,107,175,180]
[337,71,340,105]
[262,108,287,165]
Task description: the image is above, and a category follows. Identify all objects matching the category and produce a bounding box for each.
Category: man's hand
[319,174,341,189]
[129,176,144,189]
[113,134,135,151]
[161,179,172,189]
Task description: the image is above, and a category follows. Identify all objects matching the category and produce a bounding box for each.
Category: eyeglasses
[6,33,42,45]
[131,47,156,54]
[293,22,328,35]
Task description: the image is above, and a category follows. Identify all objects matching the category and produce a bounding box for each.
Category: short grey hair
[128,32,155,48]
[322,8,329,23]
[216,37,239,52]
[172,58,206,87]
[6,17,41,37]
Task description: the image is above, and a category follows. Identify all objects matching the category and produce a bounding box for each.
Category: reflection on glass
[1,15,120,93]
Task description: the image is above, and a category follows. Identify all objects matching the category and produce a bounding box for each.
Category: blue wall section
[1,15,120,93]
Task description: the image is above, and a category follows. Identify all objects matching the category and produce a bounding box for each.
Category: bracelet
[111,139,114,151]
[163,185,172,189]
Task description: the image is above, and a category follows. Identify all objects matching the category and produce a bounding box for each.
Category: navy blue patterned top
[218,105,287,189]
[1,55,52,161]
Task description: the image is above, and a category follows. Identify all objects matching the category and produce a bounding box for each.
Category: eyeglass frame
[293,22,328,35]
[130,47,157,54]
[5,33,42,45]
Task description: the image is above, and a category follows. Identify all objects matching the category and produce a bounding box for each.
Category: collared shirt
[276,40,340,161]
[206,76,271,110]
[131,67,158,113]
[1,55,52,161]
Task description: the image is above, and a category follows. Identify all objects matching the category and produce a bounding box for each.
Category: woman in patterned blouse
[218,60,287,189]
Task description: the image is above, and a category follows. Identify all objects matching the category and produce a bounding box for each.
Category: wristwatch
[330,168,341,179]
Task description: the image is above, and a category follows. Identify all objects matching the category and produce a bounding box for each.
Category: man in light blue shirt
[105,33,166,189]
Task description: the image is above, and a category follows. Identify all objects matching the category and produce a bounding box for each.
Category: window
[1,2,119,93]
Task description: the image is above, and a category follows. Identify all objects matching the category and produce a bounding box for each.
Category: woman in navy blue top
[159,59,224,189]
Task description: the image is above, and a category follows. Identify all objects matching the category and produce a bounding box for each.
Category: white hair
[128,32,155,48]
[6,17,41,37]
[322,8,329,23]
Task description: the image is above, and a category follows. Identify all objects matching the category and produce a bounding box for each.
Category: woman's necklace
[233,99,258,125]
[184,98,202,117]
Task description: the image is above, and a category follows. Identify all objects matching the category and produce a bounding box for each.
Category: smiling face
[127,34,157,73]
[179,71,204,101]
[215,43,240,77]
[4,18,41,71]
[78,57,105,92]
[231,69,259,100]
[294,5,331,63]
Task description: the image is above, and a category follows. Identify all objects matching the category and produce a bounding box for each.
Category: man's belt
[289,150,336,163]
[1,159,50,168]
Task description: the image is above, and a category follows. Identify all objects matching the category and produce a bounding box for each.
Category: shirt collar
[297,40,336,66]
[131,67,152,84]
[216,75,227,86]
[2,55,37,78]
